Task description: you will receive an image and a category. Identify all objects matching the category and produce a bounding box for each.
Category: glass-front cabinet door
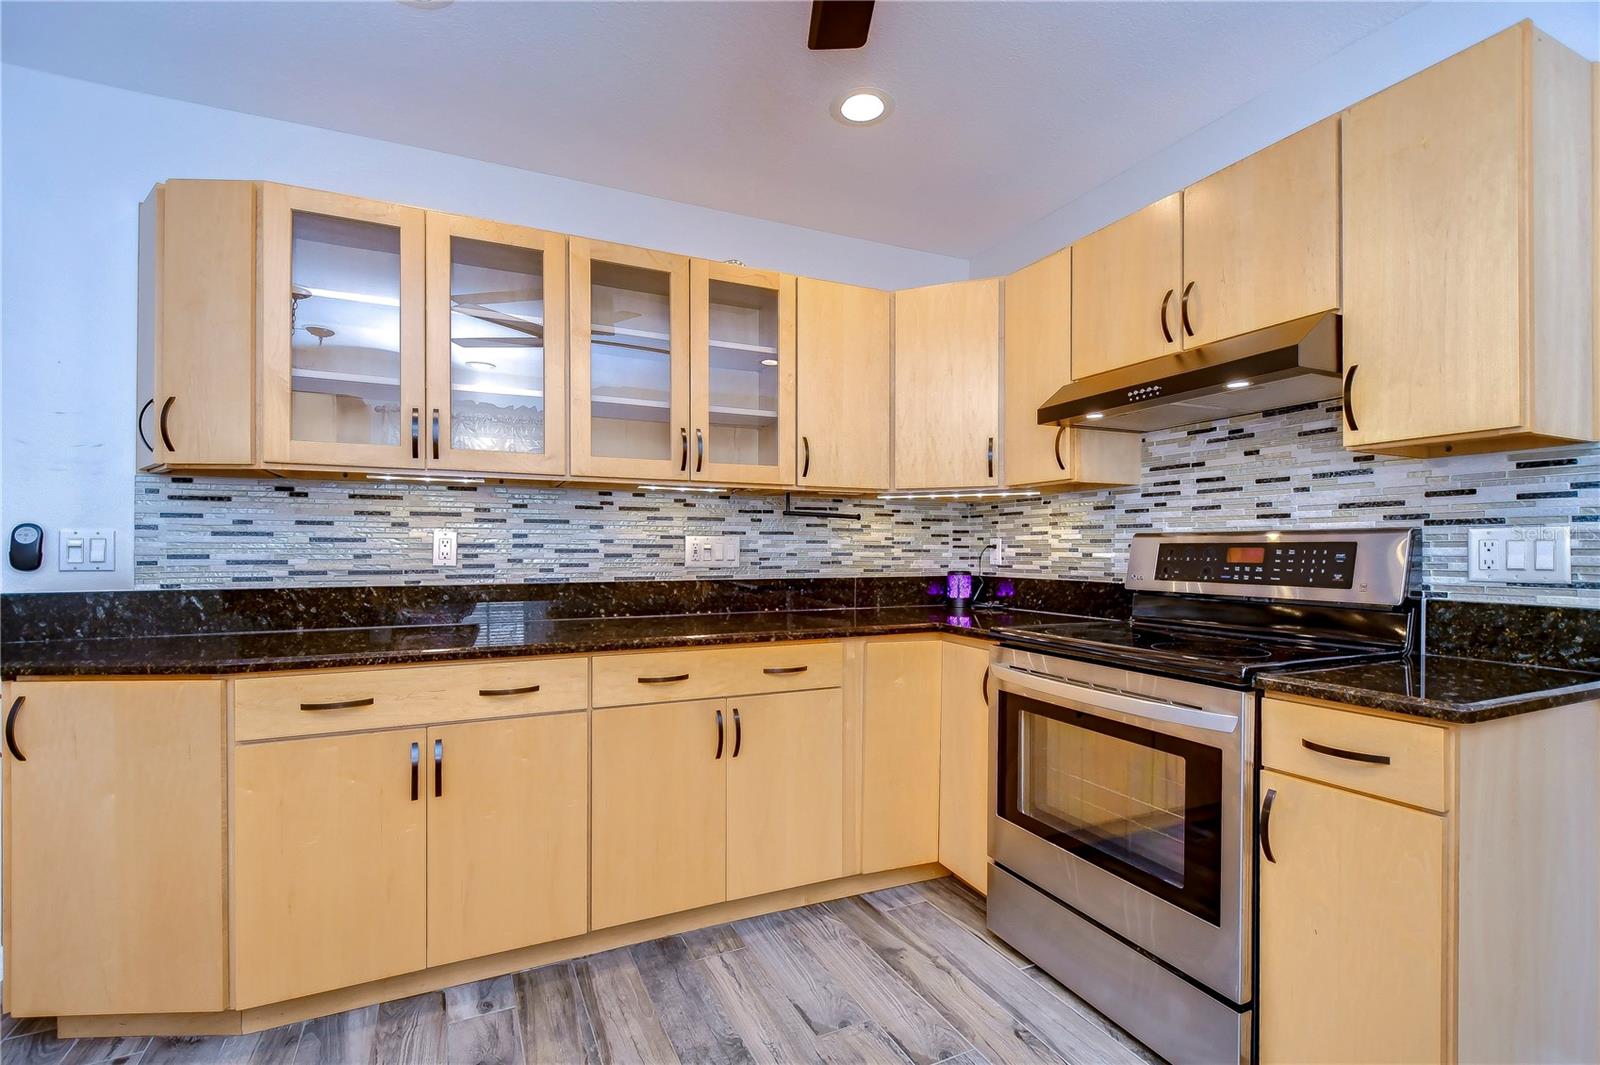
[689,261,795,485]
[259,184,426,469]
[424,214,567,476]
[570,239,690,481]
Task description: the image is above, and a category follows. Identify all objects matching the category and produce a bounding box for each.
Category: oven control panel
[1154,540,1357,589]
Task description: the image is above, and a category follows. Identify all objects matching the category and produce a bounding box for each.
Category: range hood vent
[1037,312,1342,433]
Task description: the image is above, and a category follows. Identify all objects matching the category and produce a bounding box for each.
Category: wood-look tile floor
[0,877,1161,1065]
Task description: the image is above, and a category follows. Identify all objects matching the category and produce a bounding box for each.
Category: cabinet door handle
[5,696,25,762]
[696,428,705,473]
[638,673,690,684]
[138,399,155,453]
[763,666,807,675]
[1301,738,1391,765]
[479,684,540,697]
[981,670,990,704]
[715,708,725,760]
[159,396,177,453]
[431,408,441,461]
[433,738,444,798]
[300,697,375,712]
[1342,365,1359,432]
[1053,424,1065,471]
[986,436,995,479]
[411,408,421,459]
[680,427,689,471]
[1260,787,1277,864]
[1180,281,1195,337]
[732,706,742,758]
[1159,289,1175,344]
[801,435,811,479]
[410,741,420,801]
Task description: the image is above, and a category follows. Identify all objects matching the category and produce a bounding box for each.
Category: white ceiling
[1,1,1422,258]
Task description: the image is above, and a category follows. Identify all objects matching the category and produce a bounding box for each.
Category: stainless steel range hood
[1037,312,1342,433]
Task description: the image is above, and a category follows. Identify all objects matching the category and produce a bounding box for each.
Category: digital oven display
[1155,540,1358,589]
[1225,547,1265,565]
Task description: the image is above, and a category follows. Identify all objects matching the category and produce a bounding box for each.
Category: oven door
[989,659,1251,1003]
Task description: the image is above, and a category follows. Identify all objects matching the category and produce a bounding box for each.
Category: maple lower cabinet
[233,729,428,1008]
[893,279,1001,489]
[425,712,589,967]
[938,641,992,893]
[861,640,943,872]
[1002,247,1142,490]
[1070,194,1184,379]
[726,689,846,900]
[1181,117,1340,348]
[591,698,729,928]
[1341,23,1595,456]
[2,680,227,1018]
[795,278,893,491]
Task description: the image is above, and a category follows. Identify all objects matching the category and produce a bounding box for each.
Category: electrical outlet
[432,528,458,567]
[685,535,739,569]
[993,538,1005,567]
[1469,525,1570,584]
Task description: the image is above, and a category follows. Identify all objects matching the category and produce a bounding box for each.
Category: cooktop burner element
[1149,638,1272,661]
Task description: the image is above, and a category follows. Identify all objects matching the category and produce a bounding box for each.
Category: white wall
[0,65,968,593]
[970,2,1600,277]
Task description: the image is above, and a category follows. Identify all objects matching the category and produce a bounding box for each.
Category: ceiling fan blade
[808,0,873,50]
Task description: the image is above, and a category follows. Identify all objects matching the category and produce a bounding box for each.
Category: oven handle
[988,663,1239,735]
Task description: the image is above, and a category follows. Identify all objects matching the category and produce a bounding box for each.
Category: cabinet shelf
[590,324,671,355]
[451,383,544,400]
[590,393,778,427]
[710,338,779,356]
[291,367,400,388]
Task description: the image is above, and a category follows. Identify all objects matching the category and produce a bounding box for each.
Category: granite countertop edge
[1257,665,1600,723]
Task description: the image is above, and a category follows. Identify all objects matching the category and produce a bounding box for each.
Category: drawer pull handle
[1260,787,1277,864]
[6,696,25,762]
[638,673,691,684]
[732,706,742,758]
[715,707,725,760]
[479,685,541,697]
[300,697,375,712]
[410,742,420,802]
[1301,738,1391,765]
[763,666,808,675]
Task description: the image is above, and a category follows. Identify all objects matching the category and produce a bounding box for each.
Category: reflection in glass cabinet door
[691,262,794,484]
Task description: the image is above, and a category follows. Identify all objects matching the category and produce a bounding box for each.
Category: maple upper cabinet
[1342,23,1595,456]
[570,239,692,481]
[259,184,427,471]
[137,180,259,471]
[1181,117,1340,348]
[894,279,1001,489]
[690,260,796,485]
[795,279,893,492]
[424,213,568,477]
[1070,194,1184,379]
[1002,248,1142,489]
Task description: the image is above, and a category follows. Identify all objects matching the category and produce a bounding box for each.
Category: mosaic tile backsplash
[135,401,1598,606]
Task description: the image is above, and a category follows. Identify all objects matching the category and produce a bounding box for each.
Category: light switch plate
[1468,525,1570,584]
[58,528,115,572]
[685,534,740,569]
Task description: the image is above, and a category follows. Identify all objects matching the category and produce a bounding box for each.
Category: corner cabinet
[893,279,1001,490]
[795,279,893,491]
[1341,22,1596,455]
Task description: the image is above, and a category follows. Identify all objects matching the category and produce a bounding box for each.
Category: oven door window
[998,691,1223,925]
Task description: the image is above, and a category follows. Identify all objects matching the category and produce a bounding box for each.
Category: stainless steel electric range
[984,529,1415,1065]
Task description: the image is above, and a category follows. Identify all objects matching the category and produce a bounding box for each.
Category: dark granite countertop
[1259,655,1600,723]
[0,605,1045,678]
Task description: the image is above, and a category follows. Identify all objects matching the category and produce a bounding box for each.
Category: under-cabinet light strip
[877,489,1043,501]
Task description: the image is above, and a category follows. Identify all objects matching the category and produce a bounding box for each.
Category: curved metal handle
[1159,289,1174,344]
[1053,424,1065,471]
[1260,787,1277,864]
[410,742,420,801]
[1180,281,1195,337]
[986,436,995,479]
[1342,365,1359,432]
[479,684,540,697]
[300,697,375,712]
[431,408,440,461]
[714,707,725,760]
[638,673,690,684]
[981,670,990,704]
[763,666,807,676]
[801,436,810,479]
[680,427,689,471]
[5,696,25,762]
[433,738,444,798]
[732,706,742,758]
[138,399,155,453]
[411,408,421,459]
[1302,738,1391,765]
[695,428,704,473]
[159,396,176,453]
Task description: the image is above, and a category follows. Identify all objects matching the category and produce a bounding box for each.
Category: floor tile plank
[631,935,755,1065]
[513,961,599,1065]
[243,1025,303,1065]
[62,1034,151,1065]
[678,923,746,960]
[444,1008,521,1065]
[3,1015,58,1042]
[444,975,518,1023]
[295,1005,377,1065]
[142,1034,263,1065]
[813,1020,917,1065]
[911,878,1032,969]
[859,883,924,913]
[698,944,824,1065]
[373,992,446,1065]
[5,1030,75,1065]
[573,949,680,1065]
[731,912,871,1038]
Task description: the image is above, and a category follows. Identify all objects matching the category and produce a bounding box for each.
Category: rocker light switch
[58,528,115,571]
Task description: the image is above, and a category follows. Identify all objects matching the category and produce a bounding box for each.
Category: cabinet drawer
[591,642,843,707]
[1263,697,1450,812]
[234,658,589,741]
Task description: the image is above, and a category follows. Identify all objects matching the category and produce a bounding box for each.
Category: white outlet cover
[58,528,115,571]
[432,528,458,567]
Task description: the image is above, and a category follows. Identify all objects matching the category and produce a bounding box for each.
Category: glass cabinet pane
[589,261,674,461]
[289,212,404,447]
[446,237,546,455]
[706,280,780,468]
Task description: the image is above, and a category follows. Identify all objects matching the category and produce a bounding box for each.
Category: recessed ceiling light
[1225,379,1252,390]
[760,358,779,367]
[465,360,497,370]
[1085,412,1105,420]
[834,88,892,126]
